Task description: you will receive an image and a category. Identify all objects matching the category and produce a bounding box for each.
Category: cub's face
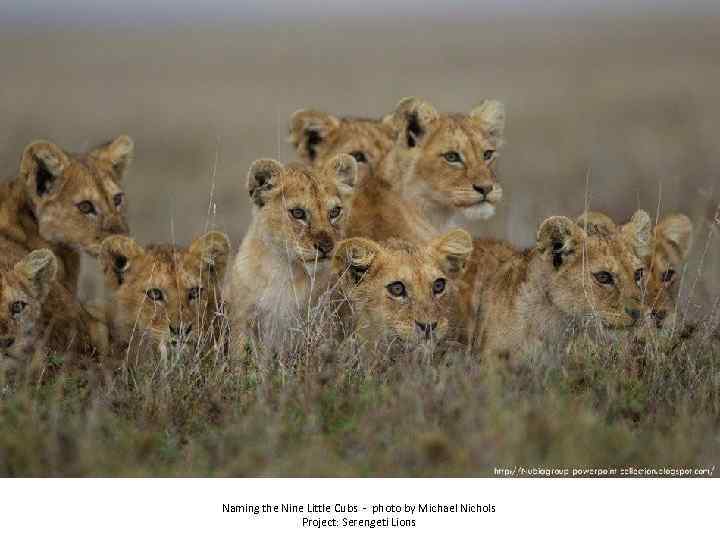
[100,232,230,353]
[19,136,133,256]
[289,110,395,183]
[539,212,650,329]
[0,250,57,362]
[392,97,506,221]
[333,229,473,350]
[247,156,359,271]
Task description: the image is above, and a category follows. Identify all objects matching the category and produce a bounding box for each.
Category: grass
[1,318,718,477]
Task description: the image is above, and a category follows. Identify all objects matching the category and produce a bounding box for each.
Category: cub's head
[247,156,359,270]
[333,229,473,350]
[100,232,230,353]
[19,136,133,256]
[538,211,651,329]
[391,96,506,221]
[289,110,395,183]
[0,249,57,362]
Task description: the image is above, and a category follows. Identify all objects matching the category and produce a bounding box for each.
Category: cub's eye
[113,193,124,207]
[593,271,615,285]
[386,281,406,298]
[483,149,495,161]
[146,288,164,302]
[10,301,27,315]
[76,201,96,215]
[443,151,462,164]
[634,268,644,283]
[289,208,306,220]
[350,151,367,163]
[433,278,446,295]
[328,206,343,220]
[188,287,201,301]
[661,269,676,283]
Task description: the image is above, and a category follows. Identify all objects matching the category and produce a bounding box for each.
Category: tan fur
[347,96,506,244]
[99,232,230,358]
[225,156,359,351]
[0,249,107,369]
[289,110,395,183]
[0,136,133,295]
[475,213,650,362]
[332,229,473,353]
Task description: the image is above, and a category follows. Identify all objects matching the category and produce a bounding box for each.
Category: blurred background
[1,0,718,315]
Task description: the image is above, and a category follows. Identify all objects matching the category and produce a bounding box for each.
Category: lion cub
[474,211,651,362]
[0,249,107,368]
[332,229,473,353]
[99,232,230,358]
[0,136,133,294]
[225,155,359,351]
[346,96,506,243]
[289,109,395,183]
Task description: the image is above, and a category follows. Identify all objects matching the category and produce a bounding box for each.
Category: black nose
[315,237,334,257]
[626,308,641,321]
[415,321,438,339]
[473,184,492,197]
[651,309,667,322]
[169,324,192,337]
[0,337,15,349]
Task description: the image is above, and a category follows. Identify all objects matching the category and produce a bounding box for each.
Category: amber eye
[593,271,614,285]
[387,281,406,297]
[289,208,306,220]
[77,200,96,215]
[443,151,462,164]
[113,193,124,207]
[328,206,343,220]
[483,149,495,161]
[350,151,367,163]
[661,269,676,283]
[188,287,201,301]
[146,288,164,302]
[634,268,644,284]
[10,301,27,316]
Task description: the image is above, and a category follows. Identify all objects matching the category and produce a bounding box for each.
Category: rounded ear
[429,229,473,278]
[620,210,652,259]
[288,109,341,163]
[332,237,382,285]
[19,140,71,198]
[247,159,283,208]
[655,214,693,259]
[392,97,439,149]
[189,231,231,280]
[13,249,58,301]
[576,211,617,237]
[100,235,144,287]
[537,216,584,269]
[323,153,359,195]
[91,135,134,180]
[470,99,506,144]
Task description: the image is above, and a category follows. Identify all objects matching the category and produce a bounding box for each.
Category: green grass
[1,324,718,477]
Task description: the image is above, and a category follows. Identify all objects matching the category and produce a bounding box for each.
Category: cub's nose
[314,235,334,258]
[169,324,192,337]
[625,308,641,322]
[0,337,16,349]
[651,309,667,323]
[415,321,438,340]
[472,183,493,197]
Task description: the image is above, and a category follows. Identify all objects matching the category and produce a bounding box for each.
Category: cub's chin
[461,202,496,221]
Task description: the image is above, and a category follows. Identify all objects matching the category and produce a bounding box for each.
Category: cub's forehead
[131,245,203,283]
[585,235,642,269]
[429,114,491,146]
[278,167,339,201]
[373,246,443,284]
[64,157,119,196]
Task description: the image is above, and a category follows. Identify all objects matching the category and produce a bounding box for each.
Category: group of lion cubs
[0,96,695,370]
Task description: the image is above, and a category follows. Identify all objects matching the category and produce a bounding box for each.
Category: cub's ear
[14,249,58,301]
[289,110,341,164]
[392,97,439,149]
[189,231,231,281]
[100,235,144,287]
[20,140,71,198]
[537,216,585,269]
[470,99,506,145]
[324,153,359,196]
[247,159,283,208]
[91,135,134,180]
[333,237,382,285]
[619,210,652,259]
[655,214,693,260]
[576,211,617,237]
[429,229,473,278]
